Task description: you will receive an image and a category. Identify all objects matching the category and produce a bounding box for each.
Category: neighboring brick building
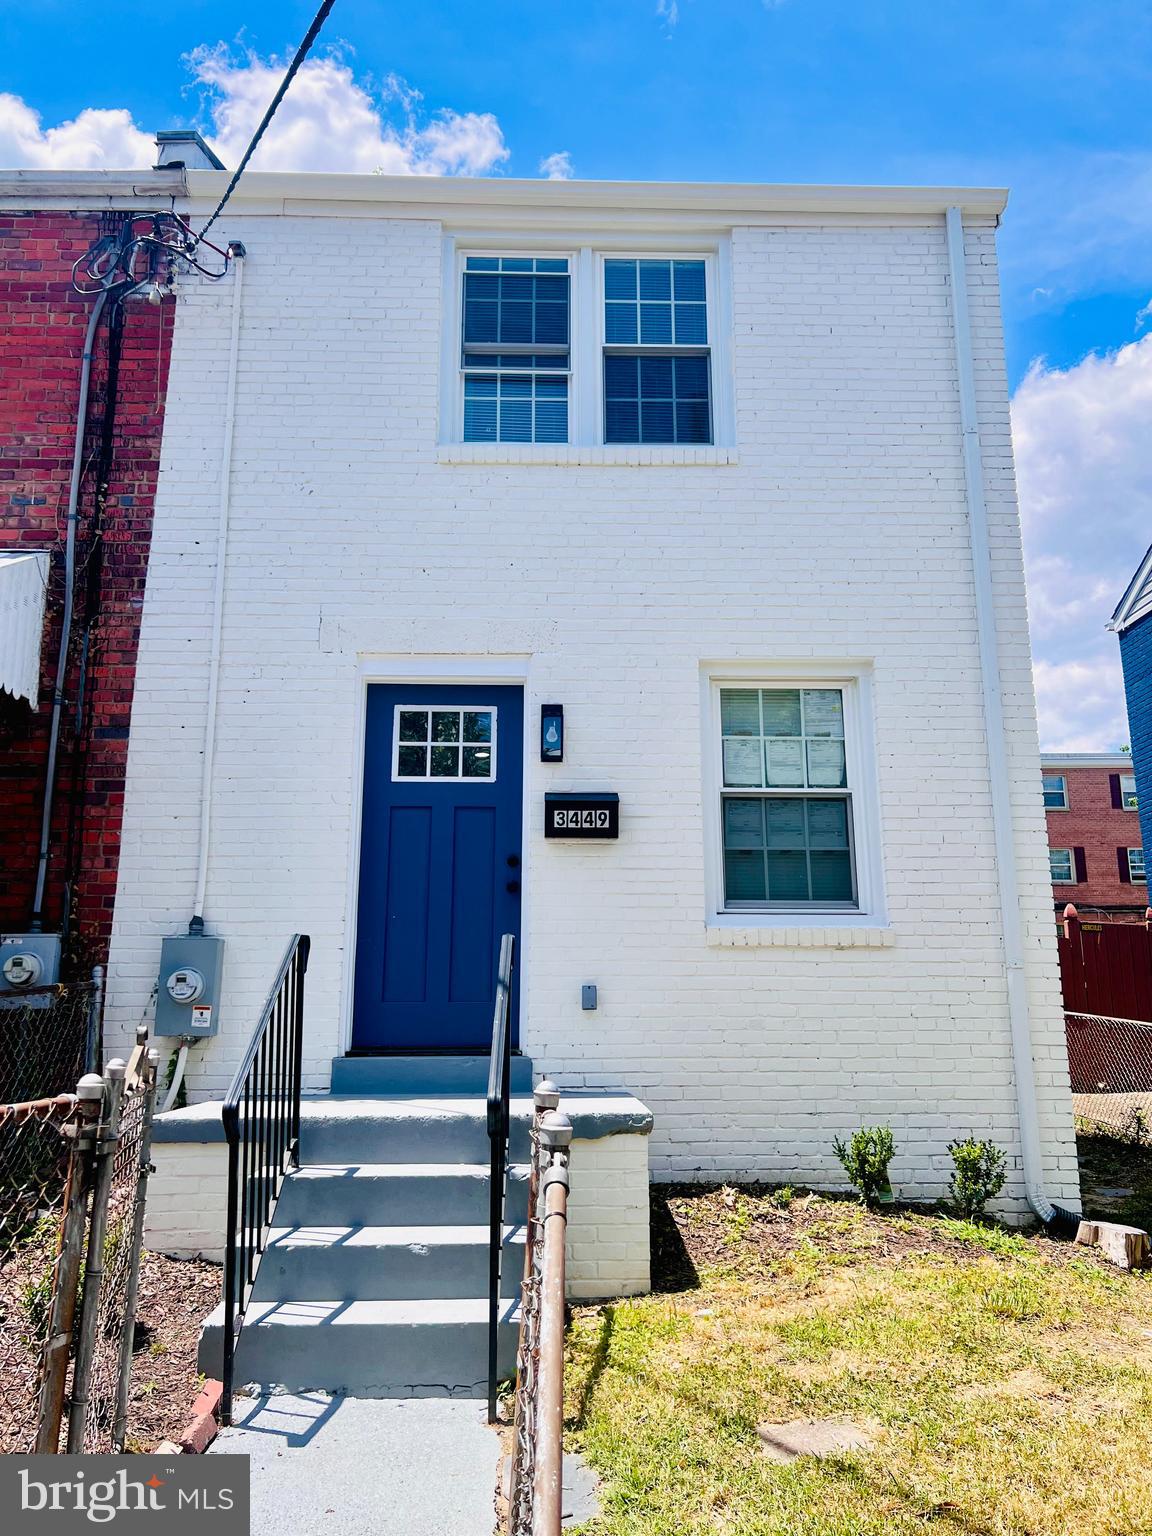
[1111,544,1152,873]
[101,172,1079,1222]
[0,168,183,971]
[1040,752,1145,918]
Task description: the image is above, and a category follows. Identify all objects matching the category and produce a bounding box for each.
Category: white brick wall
[144,1144,228,1261]
[106,201,1079,1217]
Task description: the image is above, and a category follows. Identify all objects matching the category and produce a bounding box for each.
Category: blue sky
[2,0,1150,745]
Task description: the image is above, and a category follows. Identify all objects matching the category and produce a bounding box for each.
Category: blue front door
[352,685,523,1051]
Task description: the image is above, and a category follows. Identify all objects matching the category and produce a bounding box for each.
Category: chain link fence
[1066,1011,1152,1142]
[0,1025,158,1454]
[0,1093,81,1452]
[0,976,101,1108]
[507,1107,546,1536]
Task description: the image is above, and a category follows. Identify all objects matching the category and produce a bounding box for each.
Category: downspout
[944,206,1073,1230]
[190,245,246,934]
[30,289,110,928]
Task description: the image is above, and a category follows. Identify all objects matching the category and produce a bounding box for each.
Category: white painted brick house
[104,172,1080,1265]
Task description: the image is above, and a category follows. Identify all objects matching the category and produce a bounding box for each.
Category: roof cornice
[1109,542,1152,633]
[1041,753,1134,768]
[182,170,1009,223]
[0,168,187,210]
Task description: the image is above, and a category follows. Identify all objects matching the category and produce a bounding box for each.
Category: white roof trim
[181,170,1008,222]
[1110,543,1152,634]
[0,169,186,211]
[1041,753,1135,769]
[0,551,50,704]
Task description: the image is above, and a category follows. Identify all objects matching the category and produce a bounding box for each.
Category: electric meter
[166,967,205,1005]
[2,951,42,989]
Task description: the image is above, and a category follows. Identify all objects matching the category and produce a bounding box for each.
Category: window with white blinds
[461,257,570,444]
[718,686,857,907]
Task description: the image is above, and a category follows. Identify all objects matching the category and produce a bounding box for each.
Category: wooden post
[1062,903,1080,941]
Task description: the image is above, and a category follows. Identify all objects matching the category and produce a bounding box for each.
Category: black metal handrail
[485,931,516,1423]
[221,934,310,1423]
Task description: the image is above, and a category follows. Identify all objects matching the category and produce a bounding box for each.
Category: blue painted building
[1110,544,1152,864]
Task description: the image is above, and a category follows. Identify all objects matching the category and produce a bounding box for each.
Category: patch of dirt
[120,1251,220,1451]
[650,1183,1110,1293]
[1077,1131,1152,1233]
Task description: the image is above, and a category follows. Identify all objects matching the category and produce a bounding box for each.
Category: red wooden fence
[1057,905,1152,1021]
[1058,905,1152,1094]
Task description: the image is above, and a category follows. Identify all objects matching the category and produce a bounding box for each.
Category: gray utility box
[154,932,225,1038]
[0,932,62,1009]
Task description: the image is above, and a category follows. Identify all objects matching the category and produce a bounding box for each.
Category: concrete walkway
[209,1393,501,1536]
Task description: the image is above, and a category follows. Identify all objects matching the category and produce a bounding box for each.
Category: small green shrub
[948,1136,1006,1219]
[832,1126,895,1208]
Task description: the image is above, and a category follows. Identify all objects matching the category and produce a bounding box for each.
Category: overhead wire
[196,0,339,243]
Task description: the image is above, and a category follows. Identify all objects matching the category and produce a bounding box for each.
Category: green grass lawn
[565,1187,1152,1536]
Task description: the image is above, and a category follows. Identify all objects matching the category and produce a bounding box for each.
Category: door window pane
[393,708,496,780]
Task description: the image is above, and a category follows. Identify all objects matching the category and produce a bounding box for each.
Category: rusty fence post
[113,1039,160,1451]
[66,1059,126,1453]
[531,1109,572,1536]
[34,1074,103,1452]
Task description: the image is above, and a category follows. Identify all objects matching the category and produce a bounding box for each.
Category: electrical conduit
[944,206,1072,1230]
[191,246,246,931]
[31,289,110,926]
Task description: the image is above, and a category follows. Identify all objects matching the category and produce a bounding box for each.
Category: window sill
[706,923,895,949]
[437,444,739,468]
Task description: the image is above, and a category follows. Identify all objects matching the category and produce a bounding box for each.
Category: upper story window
[1049,848,1075,884]
[1126,847,1146,883]
[1042,773,1068,810]
[447,245,728,450]
[603,259,712,444]
[1121,773,1138,810]
[461,257,570,444]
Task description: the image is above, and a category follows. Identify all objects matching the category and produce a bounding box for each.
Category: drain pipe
[944,206,1073,1231]
[190,243,246,935]
[30,290,110,928]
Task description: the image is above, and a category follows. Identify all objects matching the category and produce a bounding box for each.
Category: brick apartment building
[1042,751,1146,919]
[0,163,189,974]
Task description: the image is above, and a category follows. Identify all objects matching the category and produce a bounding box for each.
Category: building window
[461,257,569,443]
[717,686,856,907]
[392,707,496,781]
[1128,847,1146,882]
[1049,848,1075,884]
[1121,773,1139,810]
[1042,773,1068,810]
[603,258,712,444]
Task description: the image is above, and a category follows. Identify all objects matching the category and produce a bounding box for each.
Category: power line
[197,0,339,243]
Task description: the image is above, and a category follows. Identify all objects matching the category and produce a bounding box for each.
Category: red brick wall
[0,210,174,970]
[1044,763,1146,916]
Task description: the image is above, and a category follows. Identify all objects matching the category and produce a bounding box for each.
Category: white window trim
[1128,847,1146,882]
[700,662,887,930]
[439,235,735,453]
[1042,773,1068,810]
[1049,848,1075,884]
[1121,773,1139,811]
[390,703,498,783]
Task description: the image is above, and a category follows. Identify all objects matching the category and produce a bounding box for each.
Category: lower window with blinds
[718,684,858,909]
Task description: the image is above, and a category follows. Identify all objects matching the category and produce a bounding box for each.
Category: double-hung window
[1121,773,1139,810]
[1128,847,1146,882]
[1049,848,1075,884]
[461,257,570,443]
[718,685,857,908]
[603,258,712,444]
[1042,773,1068,810]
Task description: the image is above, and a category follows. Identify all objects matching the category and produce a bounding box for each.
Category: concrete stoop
[199,1055,533,1396]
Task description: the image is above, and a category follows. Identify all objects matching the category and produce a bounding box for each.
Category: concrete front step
[299,1095,534,1165]
[330,1055,535,1096]
[251,1224,527,1302]
[274,1162,531,1227]
[199,1296,520,1396]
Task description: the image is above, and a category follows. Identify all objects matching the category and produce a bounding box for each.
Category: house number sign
[544,793,620,839]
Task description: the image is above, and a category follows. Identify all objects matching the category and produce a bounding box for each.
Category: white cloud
[1012,332,1152,748]
[656,1,679,26]
[0,92,153,168]
[539,151,573,181]
[0,51,509,177]
[187,48,508,176]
